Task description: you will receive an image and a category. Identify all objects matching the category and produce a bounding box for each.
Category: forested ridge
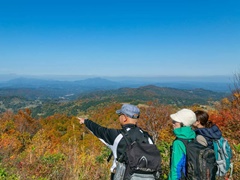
[0,83,239,179]
[0,85,227,118]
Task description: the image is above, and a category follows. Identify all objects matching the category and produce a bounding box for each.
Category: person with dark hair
[193,110,222,147]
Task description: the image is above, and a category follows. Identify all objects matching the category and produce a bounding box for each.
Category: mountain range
[0,77,231,100]
[0,77,230,117]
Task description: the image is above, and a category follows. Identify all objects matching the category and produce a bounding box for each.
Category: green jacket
[168,126,196,180]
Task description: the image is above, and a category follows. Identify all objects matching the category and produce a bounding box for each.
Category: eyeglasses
[118,113,124,117]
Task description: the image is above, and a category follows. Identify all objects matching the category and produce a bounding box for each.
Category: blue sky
[0,0,239,78]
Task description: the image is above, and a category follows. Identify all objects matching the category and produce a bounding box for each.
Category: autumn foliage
[0,89,240,179]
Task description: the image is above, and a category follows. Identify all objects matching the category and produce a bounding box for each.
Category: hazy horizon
[0,73,233,83]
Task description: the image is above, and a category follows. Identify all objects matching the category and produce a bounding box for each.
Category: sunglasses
[118,113,124,117]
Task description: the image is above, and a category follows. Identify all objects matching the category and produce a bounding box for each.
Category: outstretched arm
[77,117,118,146]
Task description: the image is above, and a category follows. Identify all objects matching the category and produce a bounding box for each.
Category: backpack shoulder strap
[106,129,131,162]
[175,137,191,147]
[213,137,227,160]
[121,128,132,146]
[116,129,133,162]
[121,127,149,144]
[140,128,154,143]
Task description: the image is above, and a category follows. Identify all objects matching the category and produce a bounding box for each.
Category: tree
[137,101,174,143]
[221,72,240,139]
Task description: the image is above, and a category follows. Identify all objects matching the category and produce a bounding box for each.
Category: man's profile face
[118,113,126,125]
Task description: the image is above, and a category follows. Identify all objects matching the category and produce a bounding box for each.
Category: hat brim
[170,114,182,123]
[116,109,121,115]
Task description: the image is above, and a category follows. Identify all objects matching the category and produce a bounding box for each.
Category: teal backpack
[213,137,233,177]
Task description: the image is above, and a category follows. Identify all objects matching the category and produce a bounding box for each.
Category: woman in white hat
[168,108,196,180]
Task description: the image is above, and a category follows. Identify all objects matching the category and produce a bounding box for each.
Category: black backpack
[119,129,161,180]
[177,138,217,180]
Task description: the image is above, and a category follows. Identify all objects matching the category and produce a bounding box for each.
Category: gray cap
[116,104,140,119]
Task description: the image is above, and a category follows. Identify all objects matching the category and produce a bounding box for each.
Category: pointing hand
[77,117,85,124]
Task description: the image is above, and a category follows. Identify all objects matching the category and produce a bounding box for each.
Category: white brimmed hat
[170,108,196,126]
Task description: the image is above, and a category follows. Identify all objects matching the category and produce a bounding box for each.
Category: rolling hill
[0,77,229,117]
[27,85,228,118]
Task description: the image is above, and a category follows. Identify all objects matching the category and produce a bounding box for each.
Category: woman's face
[192,120,201,128]
[172,120,182,129]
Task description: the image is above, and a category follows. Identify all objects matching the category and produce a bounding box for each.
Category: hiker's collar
[122,123,137,129]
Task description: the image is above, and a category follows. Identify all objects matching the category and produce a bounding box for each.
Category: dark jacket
[195,125,222,147]
[84,119,154,172]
